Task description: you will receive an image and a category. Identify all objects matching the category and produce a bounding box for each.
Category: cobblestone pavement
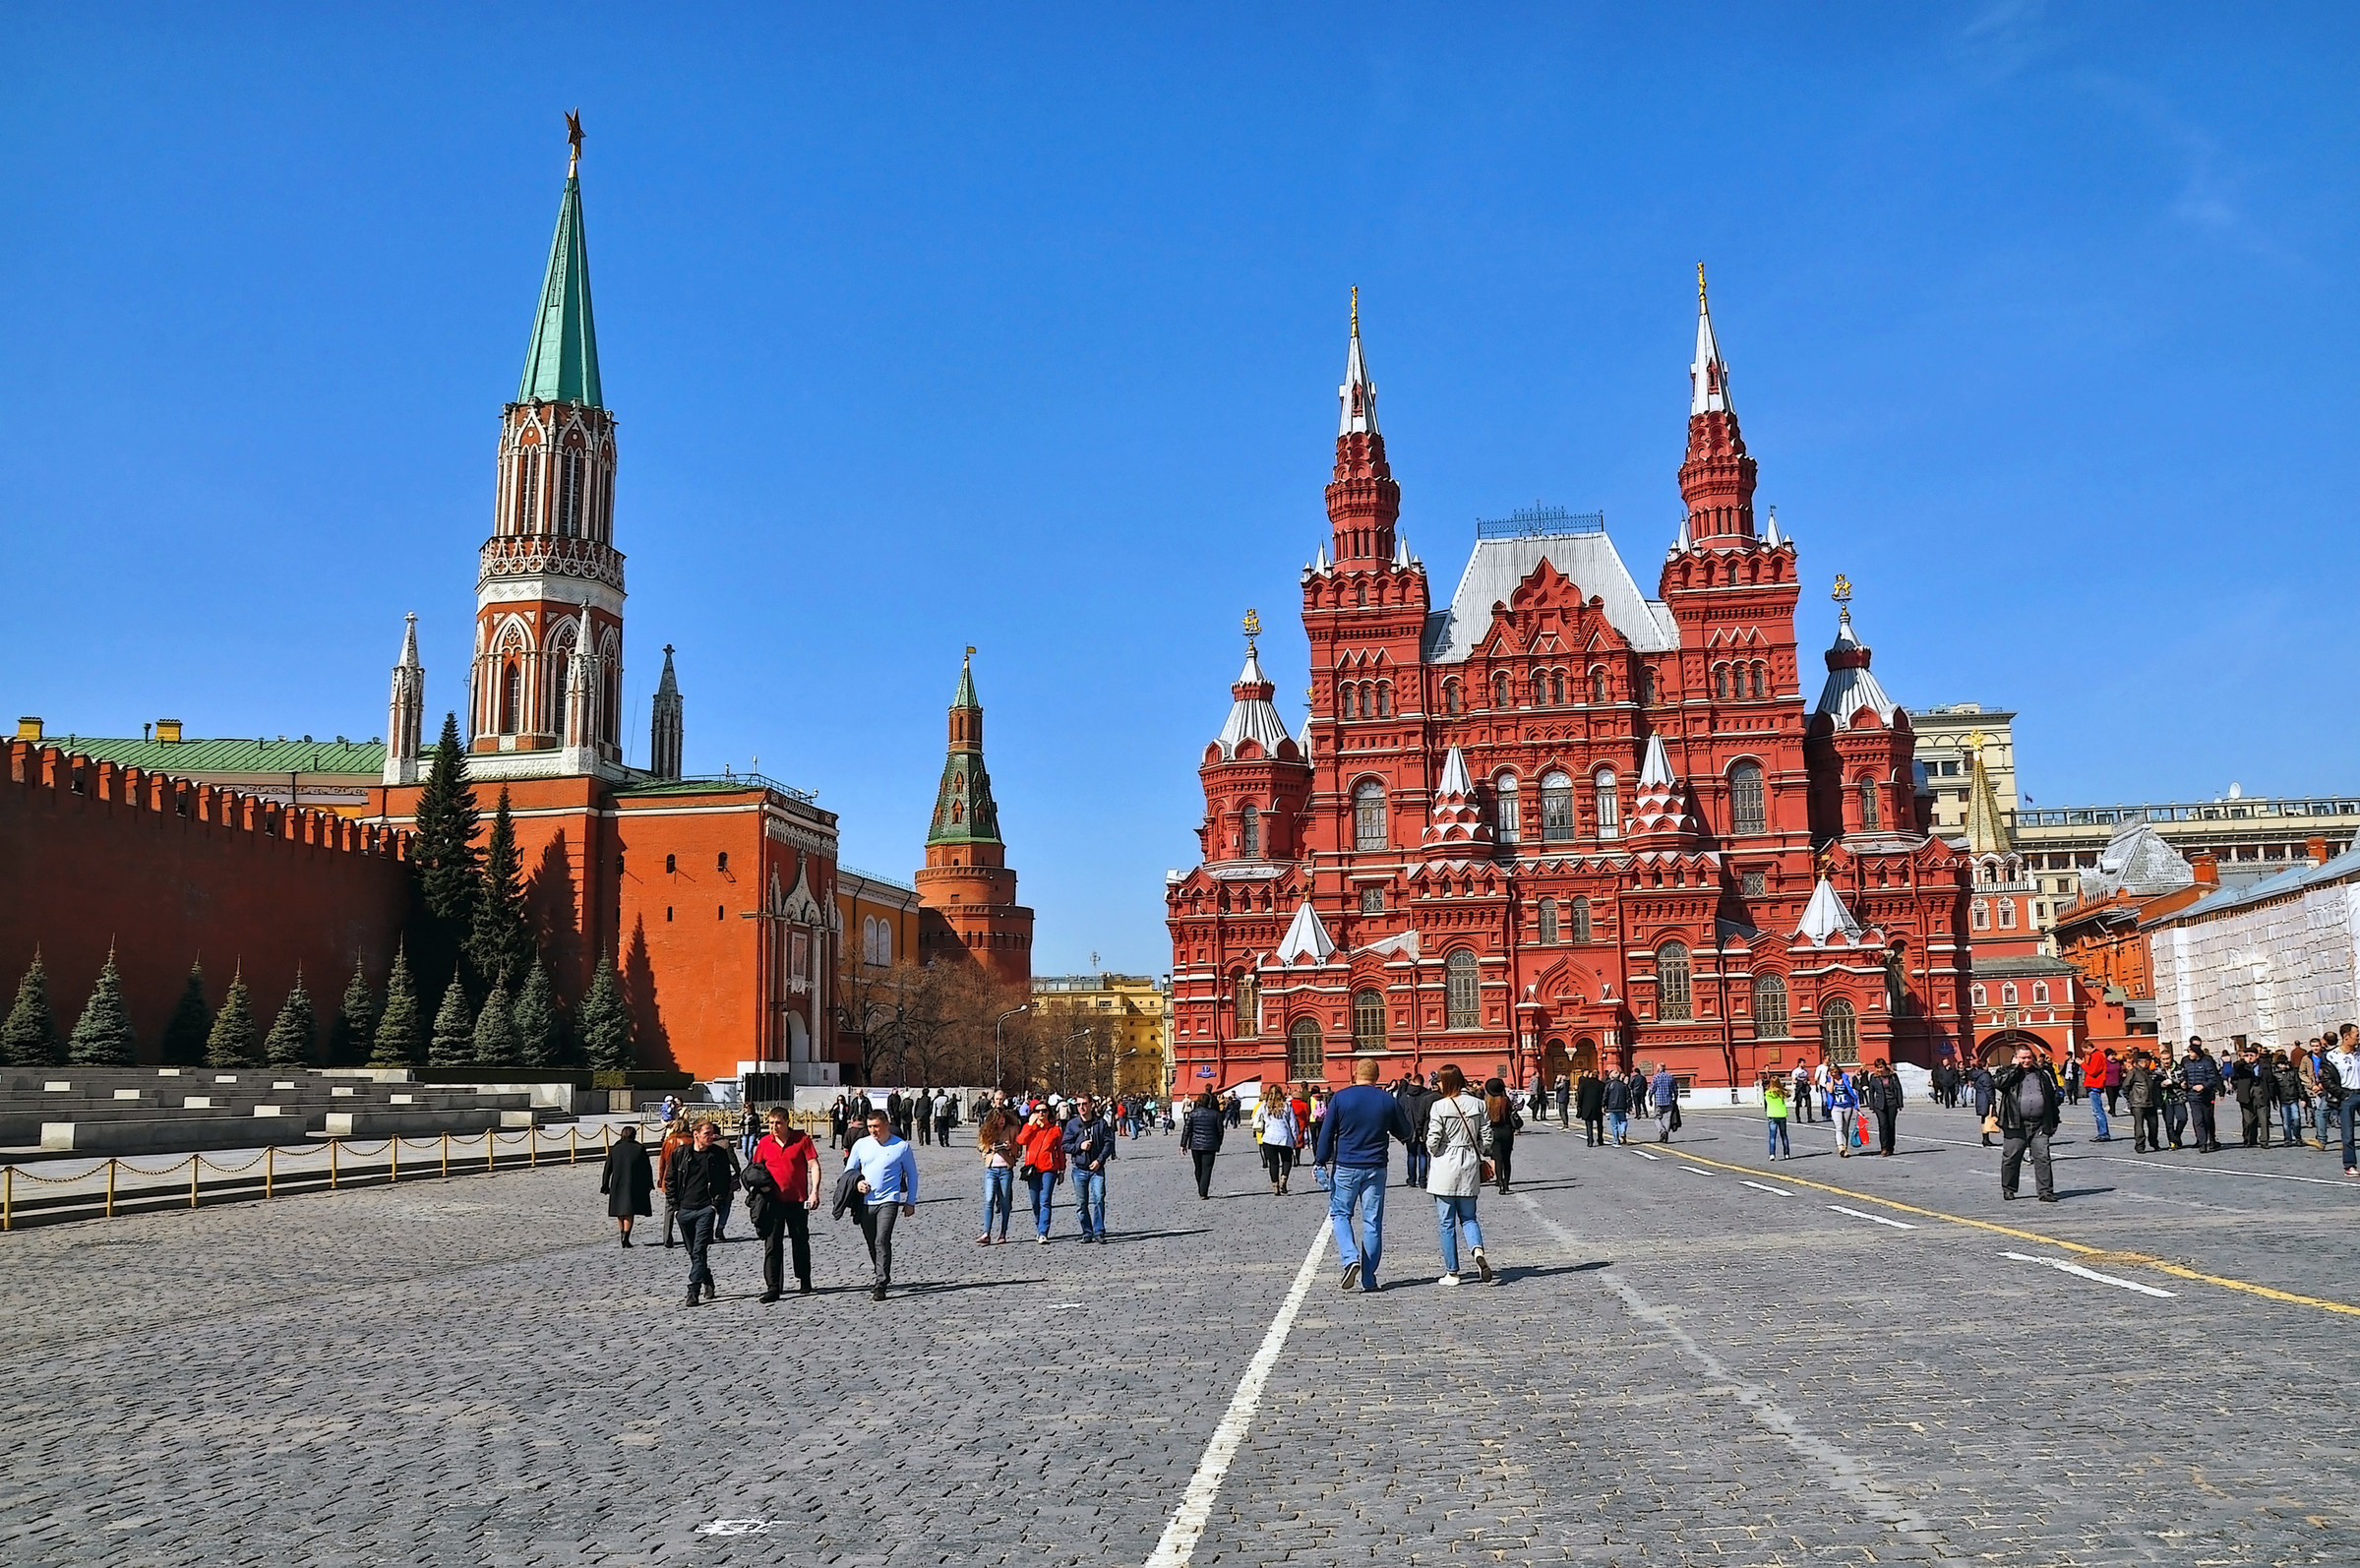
[2,1101,2354,1567]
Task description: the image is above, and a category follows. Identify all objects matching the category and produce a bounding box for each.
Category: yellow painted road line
[1656,1147,2360,1319]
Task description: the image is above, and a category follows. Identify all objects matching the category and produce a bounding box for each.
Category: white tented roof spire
[395,611,421,669]
[1638,733,1673,788]
[1798,878,1863,944]
[1276,899,1337,963]
[1339,286,1378,438]
[1691,263,1732,417]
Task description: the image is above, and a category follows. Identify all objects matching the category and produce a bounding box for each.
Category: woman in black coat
[601,1125,654,1247]
[1180,1092,1226,1200]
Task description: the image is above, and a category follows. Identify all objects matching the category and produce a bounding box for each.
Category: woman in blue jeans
[1014,1101,1067,1243]
[975,1109,1016,1244]
[1424,1065,1496,1286]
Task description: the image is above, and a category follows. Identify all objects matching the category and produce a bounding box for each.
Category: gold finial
[566,110,584,177]
[1831,573,1851,607]
[964,644,975,666]
[1241,608,1262,652]
[1697,261,1708,305]
[1350,285,1359,337]
[1967,729,1987,757]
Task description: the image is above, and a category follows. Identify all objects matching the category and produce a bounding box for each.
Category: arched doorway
[1542,1038,1571,1085]
[1979,1030,2049,1070]
[1571,1036,1599,1076]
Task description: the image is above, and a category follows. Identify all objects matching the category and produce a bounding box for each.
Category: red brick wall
[2,742,413,1055]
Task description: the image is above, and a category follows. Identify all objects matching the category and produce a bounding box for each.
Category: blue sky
[5,4,2354,974]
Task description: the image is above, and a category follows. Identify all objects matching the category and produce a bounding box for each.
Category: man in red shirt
[751,1108,822,1301]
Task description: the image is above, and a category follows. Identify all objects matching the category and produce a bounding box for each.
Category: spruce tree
[370,942,423,1068]
[67,948,138,1066]
[328,956,379,1066]
[428,975,475,1068]
[466,787,535,991]
[264,968,317,1068]
[579,954,635,1072]
[2,949,67,1067]
[471,976,519,1068]
[204,970,259,1068]
[410,712,481,997]
[157,959,212,1067]
[513,960,560,1070]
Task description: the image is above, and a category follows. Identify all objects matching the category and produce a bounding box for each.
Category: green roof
[50,735,387,777]
[952,657,980,709]
[517,173,602,406]
[926,752,1002,847]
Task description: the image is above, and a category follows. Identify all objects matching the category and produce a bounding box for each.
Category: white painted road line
[2002,1250,2178,1298]
[1740,1179,1793,1196]
[1679,1166,1715,1176]
[1143,1219,1329,1568]
[1828,1204,1917,1231]
[1635,1151,1663,1162]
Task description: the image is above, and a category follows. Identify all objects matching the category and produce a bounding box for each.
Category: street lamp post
[993,1004,1030,1092]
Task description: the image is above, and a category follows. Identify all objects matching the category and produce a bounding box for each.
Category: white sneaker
[1437,1273,1462,1286]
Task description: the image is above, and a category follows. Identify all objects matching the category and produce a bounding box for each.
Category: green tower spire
[927,647,1000,848]
[517,113,602,407]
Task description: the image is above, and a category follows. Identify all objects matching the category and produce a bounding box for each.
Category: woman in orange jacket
[1013,1102,1068,1243]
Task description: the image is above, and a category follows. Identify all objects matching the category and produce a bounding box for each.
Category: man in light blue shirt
[848,1111,919,1300]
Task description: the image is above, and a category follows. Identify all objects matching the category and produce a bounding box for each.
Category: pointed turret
[1625,734,1703,845]
[1813,608,1899,732]
[915,647,1034,984]
[648,643,683,780]
[1275,899,1337,964]
[1677,264,1758,544]
[1214,645,1296,760]
[383,613,424,785]
[1961,745,2011,857]
[1421,745,1492,855]
[1326,288,1401,565]
[1797,877,1864,944]
[519,140,603,407]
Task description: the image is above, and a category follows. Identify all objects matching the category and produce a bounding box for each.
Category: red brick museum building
[1167,284,1972,1095]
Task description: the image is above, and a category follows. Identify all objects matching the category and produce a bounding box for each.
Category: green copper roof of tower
[952,658,980,709]
[517,174,602,406]
[926,753,1001,847]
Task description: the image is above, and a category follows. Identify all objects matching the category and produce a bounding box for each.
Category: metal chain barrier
[0,1116,624,1233]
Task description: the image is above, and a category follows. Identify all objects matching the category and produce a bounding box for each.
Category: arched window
[1730,760,1766,836]
[1858,777,1881,830]
[1998,899,2017,930]
[1754,973,1789,1038]
[1548,672,1564,706]
[1822,997,1859,1063]
[1642,667,1660,704]
[875,920,891,966]
[1970,983,1988,1008]
[1494,773,1521,843]
[1289,1017,1324,1078]
[1375,683,1392,718]
[1444,680,1461,716]
[1445,950,1480,1029]
[1595,770,1619,839]
[1970,899,1989,932]
[1656,941,1692,1020]
[1236,975,1259,1038]
[514,447,540,533]
[1353,780,1387,851]
[1353,990,1386,1052]
[1715,664,1730,699]
[2031,981,2050,1005]
[1750,662,1766,699]
[1541,770,1575,841]
[559,446,584,536]
[1493,672,1510,709]
[1360,683,1375,719]
[1570,896,1593,943]
[1538,897,1559,945]
[716,852,729,874]
[2001,983,2020,1006]
[501,661,522,734]
[1240,804,1260,859]
[1590,667,1606,704]
[1355,580,1367,608]
[665,853,677,874]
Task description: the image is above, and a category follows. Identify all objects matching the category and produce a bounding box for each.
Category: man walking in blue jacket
[1316,1057,1416,1293]
[1062,1095,1114,1242]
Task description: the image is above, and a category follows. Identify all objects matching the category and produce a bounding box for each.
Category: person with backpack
[1424,1064,1495,1286]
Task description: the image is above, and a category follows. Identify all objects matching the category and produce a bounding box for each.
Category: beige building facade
[1031,972,1173,1099]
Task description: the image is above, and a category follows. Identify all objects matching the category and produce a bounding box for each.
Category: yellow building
[1031,972,1172,1099]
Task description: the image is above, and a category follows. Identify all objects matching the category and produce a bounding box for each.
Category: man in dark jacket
[1062,1095,1115,1241]
[1393,1075,1434,1187]
[2181,1039,2223,1152]
[1993,1045,2063,1202]
[1180,1092,1226,1199]
[1863,1059,1906,1156]
[665,1119,739,1306]
[1601,1070,1633,1145]
[1575,1070,1606,1146]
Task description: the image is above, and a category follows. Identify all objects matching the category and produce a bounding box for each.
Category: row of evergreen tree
[1,714,637,1073]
